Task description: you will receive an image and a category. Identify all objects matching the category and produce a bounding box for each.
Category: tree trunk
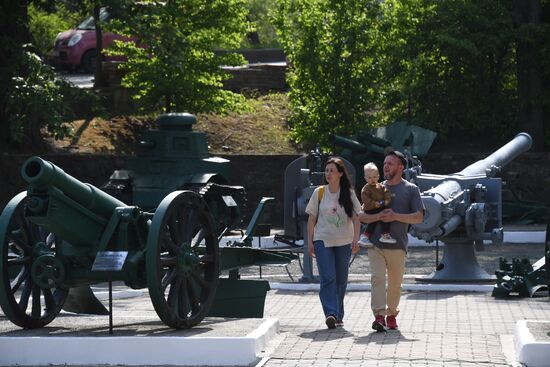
[513,0,545,151]
[93,2,105,88]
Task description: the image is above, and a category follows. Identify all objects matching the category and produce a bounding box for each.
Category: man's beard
[384,172,394,180]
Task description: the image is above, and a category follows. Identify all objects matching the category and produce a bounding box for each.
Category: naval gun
[0,157,295,329]
[410,133,533,282]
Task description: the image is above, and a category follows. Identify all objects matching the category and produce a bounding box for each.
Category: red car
[51,9,131,73]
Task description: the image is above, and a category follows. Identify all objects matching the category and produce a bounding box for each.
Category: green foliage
[377,0,519,140]
[274,0,383,146]
[242,0,280,48]
[108,0,251,114]
[276,0,550,147]
[28,4,80,57]
[6,47,71,144]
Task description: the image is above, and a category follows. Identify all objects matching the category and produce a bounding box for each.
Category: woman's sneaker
[336,319,344,327]
[379,233,397,244]
[325,315,336,329]
[358,234,373,248]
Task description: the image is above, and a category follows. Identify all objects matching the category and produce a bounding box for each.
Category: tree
[377,0,520,142]
[511,0,547,151]
[108,0,250,114]
[274,0,383,146]
[0,1,87,152]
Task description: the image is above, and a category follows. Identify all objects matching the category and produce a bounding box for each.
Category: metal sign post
[91,251,128,335]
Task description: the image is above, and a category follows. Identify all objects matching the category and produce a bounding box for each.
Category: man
[359,150,424,331]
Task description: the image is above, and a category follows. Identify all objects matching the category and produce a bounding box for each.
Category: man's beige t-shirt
[305,185,361,247]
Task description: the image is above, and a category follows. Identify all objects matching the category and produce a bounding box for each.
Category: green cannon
[329,121,437,190]
[0,157,295,329]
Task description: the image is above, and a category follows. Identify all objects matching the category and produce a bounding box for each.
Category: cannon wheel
[146,190,219,328]
[0,192,68,328]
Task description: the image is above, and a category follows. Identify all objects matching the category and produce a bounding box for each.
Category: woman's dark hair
[325,157,355,218]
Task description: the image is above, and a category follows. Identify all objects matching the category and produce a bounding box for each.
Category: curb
[0,318,279,366]
[514,320,550,367]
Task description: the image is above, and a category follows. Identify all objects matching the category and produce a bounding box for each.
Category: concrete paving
[0,283,548,366]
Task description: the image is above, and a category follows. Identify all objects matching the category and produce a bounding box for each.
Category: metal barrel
[328,134,386,155]
[22,156,126,219]
[458,133,532,176]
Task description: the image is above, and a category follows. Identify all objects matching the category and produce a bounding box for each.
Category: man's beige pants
[368,246,406,317]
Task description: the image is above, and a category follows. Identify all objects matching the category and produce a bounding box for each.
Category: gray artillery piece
[278,146,355,282]
[410,133,533,282]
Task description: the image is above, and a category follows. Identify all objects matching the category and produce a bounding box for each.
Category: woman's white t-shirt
[305,185,361,247]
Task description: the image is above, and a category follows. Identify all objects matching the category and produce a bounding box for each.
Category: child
[358,162,396,247]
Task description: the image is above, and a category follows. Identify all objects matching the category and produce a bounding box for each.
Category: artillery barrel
[458,133,532,176]
[329,134,386,156]
[22,156,126,219]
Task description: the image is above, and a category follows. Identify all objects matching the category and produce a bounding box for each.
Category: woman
[305,157,361,329]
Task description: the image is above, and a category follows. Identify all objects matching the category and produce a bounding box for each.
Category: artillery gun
[102,113,245,236]
[278,147,355,281]
[410,133,533,282]
[329,121,437,190]
[0,157,295,329]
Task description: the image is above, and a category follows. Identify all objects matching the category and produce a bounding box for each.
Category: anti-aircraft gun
[0,157,295,329]
[102,113,245,236]
[410,133,533,282]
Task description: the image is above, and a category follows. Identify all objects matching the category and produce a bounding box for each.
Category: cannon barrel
[458,133,532,177]
[329,134,386,156]
[22,156,126,219]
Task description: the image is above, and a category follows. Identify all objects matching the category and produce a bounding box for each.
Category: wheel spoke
[43,288,55,312]
[7,231,32,253]
[177,277,191,317]
[169,214,183,247]
[186,277,200,313]
[8,255,32,266]
[200,254,216,264]
[161,268,177,291]
[10,268,30,294]
[31,285,42,318]
[191,271,211,290]
[167,275,182,308]
[160,255,177,268]
[191,228,205,248]
[18,279,32,311]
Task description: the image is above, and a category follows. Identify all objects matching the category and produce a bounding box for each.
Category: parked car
[51,8,131,73]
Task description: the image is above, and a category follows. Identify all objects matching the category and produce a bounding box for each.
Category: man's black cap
[386,150,407,167]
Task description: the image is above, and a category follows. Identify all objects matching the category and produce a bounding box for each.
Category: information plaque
[92,251,128,272]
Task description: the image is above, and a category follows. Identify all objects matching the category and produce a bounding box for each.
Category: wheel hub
[31,253,65,288]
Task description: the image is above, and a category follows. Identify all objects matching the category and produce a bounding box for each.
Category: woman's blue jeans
[313,240,352,321]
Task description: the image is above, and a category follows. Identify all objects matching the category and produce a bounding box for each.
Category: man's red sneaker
[372,315,386,332]
[386,315,398,330]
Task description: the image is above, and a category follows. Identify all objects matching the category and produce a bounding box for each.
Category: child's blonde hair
[363,162,379,174]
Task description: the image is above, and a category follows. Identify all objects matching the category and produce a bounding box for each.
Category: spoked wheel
[0,192,68,328]
[146,190,219,328]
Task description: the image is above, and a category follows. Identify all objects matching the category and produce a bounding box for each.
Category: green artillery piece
[492,257,548,298]
[329,121,437,190]
[102,113,245,236]
[0,157,295,329]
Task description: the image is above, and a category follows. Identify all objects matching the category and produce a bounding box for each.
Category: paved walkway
[260,289,550,367]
